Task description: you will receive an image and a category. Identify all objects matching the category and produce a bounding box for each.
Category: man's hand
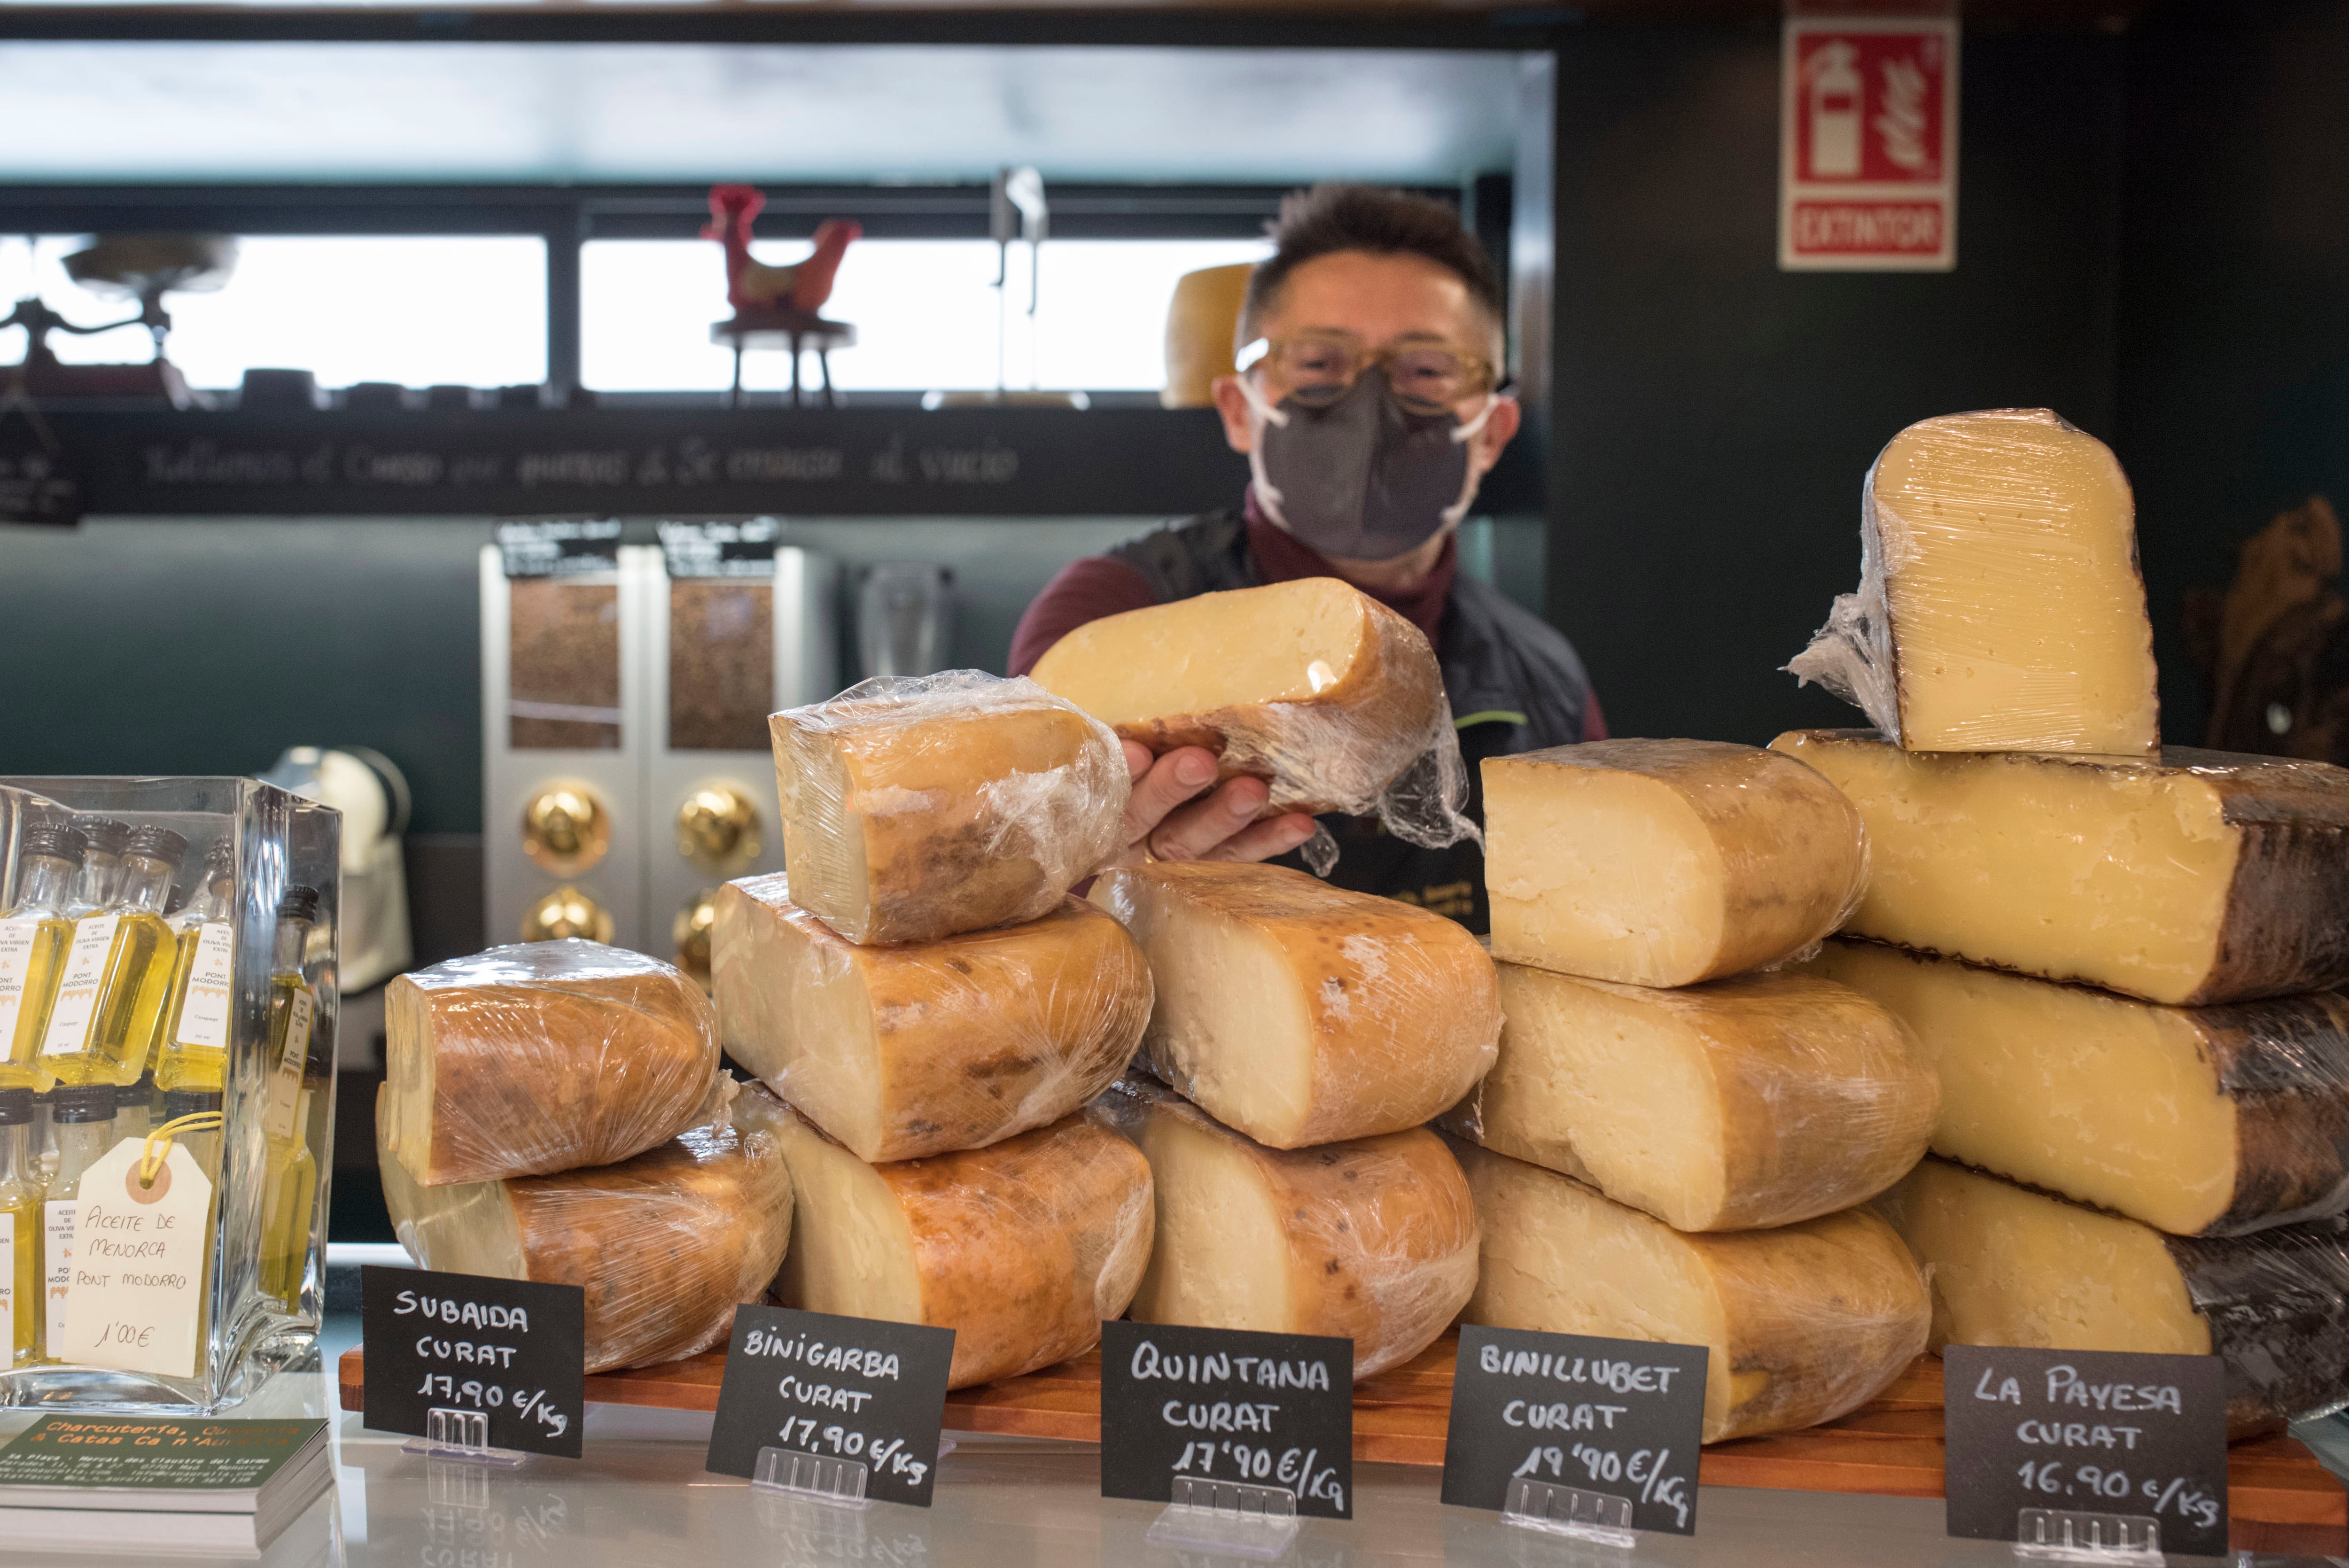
[1118,740,1319,865]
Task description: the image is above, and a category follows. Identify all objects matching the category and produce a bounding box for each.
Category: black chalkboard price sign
[360,1265,585,1459]
[705,1305,956,1508]
[1943,1345,2229,1557]
[1439,1325,1707,1536]
[1098,1321,1353,1520]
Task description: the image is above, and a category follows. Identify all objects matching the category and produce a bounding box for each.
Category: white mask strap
[1236,373,1290,429]
[1449,392,1500,445]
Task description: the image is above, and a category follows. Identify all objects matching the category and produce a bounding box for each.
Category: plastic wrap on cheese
[1457,1138,1929,1443]
[1442,964,1937,1232]
[771,1105,1153,1390]
[381,1078,794,1373]
[384,939,720,1186]
[1483,740,1869,988]
[1027,577,1477,876]
[1091,1076,1478,1381]
[1786,409,2161,756]
[712,872,1151,1161]
[770,671,1129,945]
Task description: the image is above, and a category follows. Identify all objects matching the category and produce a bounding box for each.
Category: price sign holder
[360,1265,586,1461]
[1441,1325,1707,1543]
[1943,1345,2228,1560]
[1143,1475,1301,1560]
[706,1305,956,1509]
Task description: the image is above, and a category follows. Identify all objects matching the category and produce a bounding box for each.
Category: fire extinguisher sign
[1779,16,1960,271]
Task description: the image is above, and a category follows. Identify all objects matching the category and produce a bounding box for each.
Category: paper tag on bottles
[264,990,312,1140]
[174,924,234,1050]
[44,1199,73,1351]
[56,1142,211,1380]
[39,915,118,1056]
[0,918,40,1041]
[0,1211,16,1352]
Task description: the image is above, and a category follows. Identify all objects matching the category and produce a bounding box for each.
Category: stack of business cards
[0,1415,331,1557]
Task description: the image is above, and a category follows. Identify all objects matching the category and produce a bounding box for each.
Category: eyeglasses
[1235,332,1498,414]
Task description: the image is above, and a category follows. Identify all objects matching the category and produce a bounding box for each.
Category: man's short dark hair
[1239,184,1505,348]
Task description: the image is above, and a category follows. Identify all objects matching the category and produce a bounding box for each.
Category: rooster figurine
[704,185,860,315]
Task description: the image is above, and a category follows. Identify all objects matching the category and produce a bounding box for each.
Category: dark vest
[1107,511,1598,931]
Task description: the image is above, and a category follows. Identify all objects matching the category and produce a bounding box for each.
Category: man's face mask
[1239,365,1499,563]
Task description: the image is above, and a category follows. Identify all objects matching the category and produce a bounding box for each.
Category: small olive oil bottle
[0,825,87,1092]
[155,842,237,1094]
[37,828,188,1089]
[0,1087,40,1369]
[257,888,321,1306]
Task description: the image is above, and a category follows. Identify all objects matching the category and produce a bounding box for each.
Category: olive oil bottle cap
[19,823,86,866]
[51,1085,118,1124]
[204,839,235,879]
[76,818,133,859]
[0,1088,31,1126]
[163,1088,224,1120]
[124,825,190,867]
[278,885,322,925]
[115,1076,156,1111]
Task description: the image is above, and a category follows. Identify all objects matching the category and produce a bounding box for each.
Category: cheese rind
[383,939,719,1186]
[1095,1079,1479,1380]
[1456,1141,1929,1442]
[1805,940,2349,1237]
[1029,577,1446,818]
[712,874,1151,1162]
[1788,409,2160,756]
[771,1107,1152,1390]
[1483,740,1868,987]
[1090,861,1500,1148]
[770,672,1128,945]
[1883,1159,2349,1436]
[1772,730,2349,1006]
[1442,965,1937,1232]
[380,1080,794,1373]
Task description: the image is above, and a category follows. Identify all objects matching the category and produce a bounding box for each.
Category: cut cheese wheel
[1788,409,2160,756]
[1029,577,1445,818]
[1883,1158,2349,1437]
[1441,964,1937,1232]
[1483,740,1868,987]
[380,1080,794,1374]
[1456,1141,1929,1442]
[771,1107,1152,1390]
[1806,940,2349,1237]
[1095,1079,1478,1381]
[712,873,1151,1162]
[1090,861,1499,1148]
[383,939,719,1186]
[770,672,1127,945]
[1772,730,2349,1006]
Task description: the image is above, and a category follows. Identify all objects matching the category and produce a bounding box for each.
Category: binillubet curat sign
[1778,16,1960,272]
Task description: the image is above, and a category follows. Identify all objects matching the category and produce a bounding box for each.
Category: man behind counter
[1011,184,1602,929]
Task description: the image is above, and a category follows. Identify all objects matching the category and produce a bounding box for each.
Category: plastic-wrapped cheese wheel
[380,1079,794,1374]
[769,672,1128,946]
[383,939,719,1186]
[1094,1078,1478,1380]
[771,1106,1152,1390]
[712,874,1151,1162]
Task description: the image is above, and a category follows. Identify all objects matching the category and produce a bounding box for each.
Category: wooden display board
[338,1335,2348,1553]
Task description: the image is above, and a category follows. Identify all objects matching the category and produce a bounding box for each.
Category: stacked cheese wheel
[1452,739,1939,1443]
[712,672,1157,1390]
[376,941,795,1374]
[1782,410,2349,1437]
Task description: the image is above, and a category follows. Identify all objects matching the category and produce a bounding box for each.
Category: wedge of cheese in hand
[1483,740,1868,988]
[771,1107,1151,1390]
[1090,861,1499,1148]
[1788,409,2160,756]
[1456,1141,1929,1443]
[380,1080,793,1374]
[1095,1079,1478,1381]
[1029,577,1445,817]
[383,939,719,1187]
[1773,730,2349,1006]
[1883,1158,2349,1437]
[1443,964,1937,1231]
[1806,940,2349,1237]
[770,673,1127,945]
[712,874,1151,1162]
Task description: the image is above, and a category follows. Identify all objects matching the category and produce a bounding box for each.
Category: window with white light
[581,236,1270,394]
[0,234,547,391]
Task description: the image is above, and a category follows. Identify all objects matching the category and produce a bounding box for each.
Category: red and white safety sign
[1778,16,1960,272]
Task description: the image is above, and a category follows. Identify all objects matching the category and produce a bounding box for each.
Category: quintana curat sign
[1779,16,1960,272]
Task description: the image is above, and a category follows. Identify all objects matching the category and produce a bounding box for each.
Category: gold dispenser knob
[676,784,761,875]
[522,782,612,876]
[673,887,720,987]
[521,885,614,944]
